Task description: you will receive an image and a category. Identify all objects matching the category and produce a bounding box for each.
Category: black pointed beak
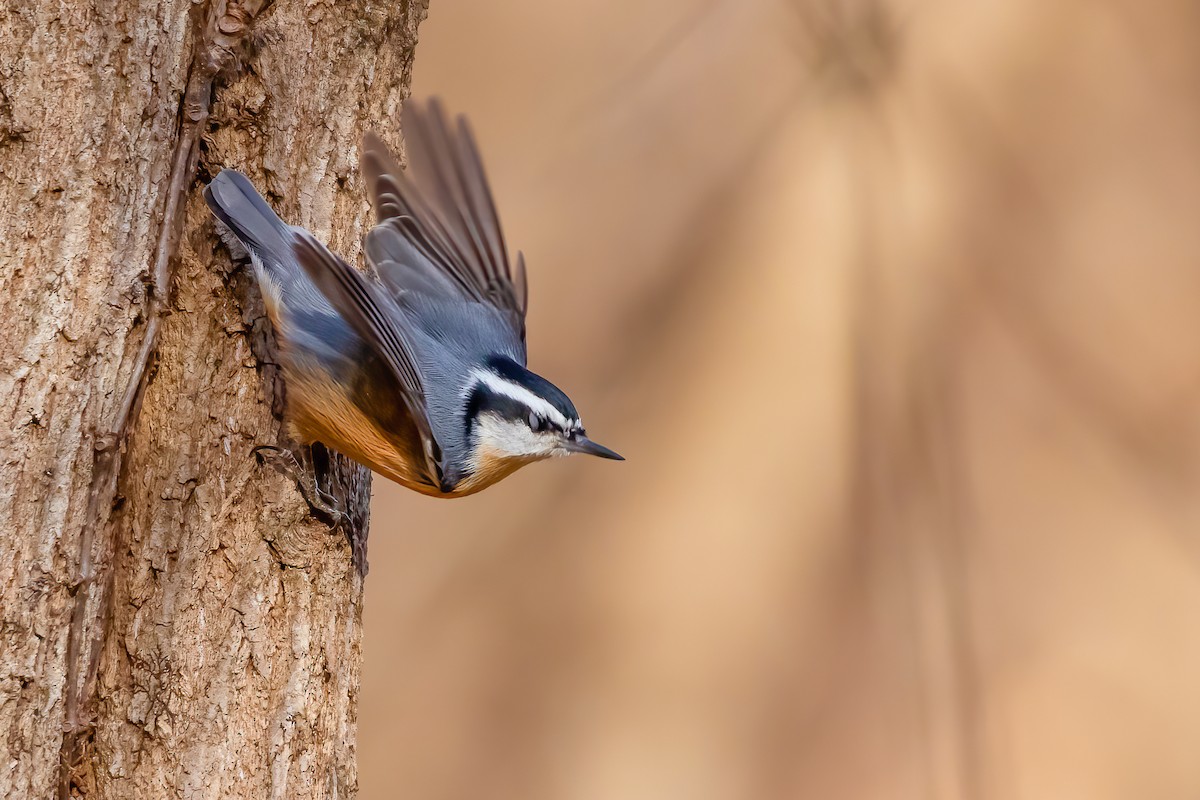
[567,435,624,461]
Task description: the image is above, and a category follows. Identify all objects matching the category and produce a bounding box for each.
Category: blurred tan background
[359,1,1200,798]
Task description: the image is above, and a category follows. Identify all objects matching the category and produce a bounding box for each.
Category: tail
[204,170,294,273]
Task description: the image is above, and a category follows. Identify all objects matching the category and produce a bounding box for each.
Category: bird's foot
[253,444,345,531]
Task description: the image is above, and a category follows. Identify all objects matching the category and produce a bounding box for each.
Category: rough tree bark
[0,1,425,797]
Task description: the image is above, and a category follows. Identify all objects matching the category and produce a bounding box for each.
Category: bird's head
[463,358,623,467]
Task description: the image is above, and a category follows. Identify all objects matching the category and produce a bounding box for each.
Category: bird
[204,98,622,500]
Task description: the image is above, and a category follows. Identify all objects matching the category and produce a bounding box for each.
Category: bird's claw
[253,444,346,531]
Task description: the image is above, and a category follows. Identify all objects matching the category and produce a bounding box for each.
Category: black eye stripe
[485,356,581,423]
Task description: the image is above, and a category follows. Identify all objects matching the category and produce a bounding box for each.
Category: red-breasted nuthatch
[204,99,622,499]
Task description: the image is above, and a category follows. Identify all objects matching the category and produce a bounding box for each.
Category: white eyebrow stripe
[470,368,572,429]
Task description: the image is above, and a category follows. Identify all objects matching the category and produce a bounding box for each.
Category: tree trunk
[0,1,425,797]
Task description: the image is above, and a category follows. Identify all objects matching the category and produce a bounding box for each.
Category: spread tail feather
[204,170,294,270]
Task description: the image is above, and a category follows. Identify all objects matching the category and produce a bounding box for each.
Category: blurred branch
[570,0,726,123]
[780,0,903,96]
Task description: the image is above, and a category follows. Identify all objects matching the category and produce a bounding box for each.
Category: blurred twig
[569,0,727,125]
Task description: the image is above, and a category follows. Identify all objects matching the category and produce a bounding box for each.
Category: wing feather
[361,98,527,351]
[291,231,444,485]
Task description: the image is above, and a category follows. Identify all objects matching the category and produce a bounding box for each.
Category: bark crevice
[58,4,275,795]
[14,0,412,796]
[1,0,423,795]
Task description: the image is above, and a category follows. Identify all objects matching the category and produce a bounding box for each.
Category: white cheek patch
[469,369,573,429]
[473,414,560,460]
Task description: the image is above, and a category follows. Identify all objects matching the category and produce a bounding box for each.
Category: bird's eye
[529,411,543,432]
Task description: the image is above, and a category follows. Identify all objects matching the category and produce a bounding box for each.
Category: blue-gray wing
[361,98,528,361]
[292,230,446,486]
